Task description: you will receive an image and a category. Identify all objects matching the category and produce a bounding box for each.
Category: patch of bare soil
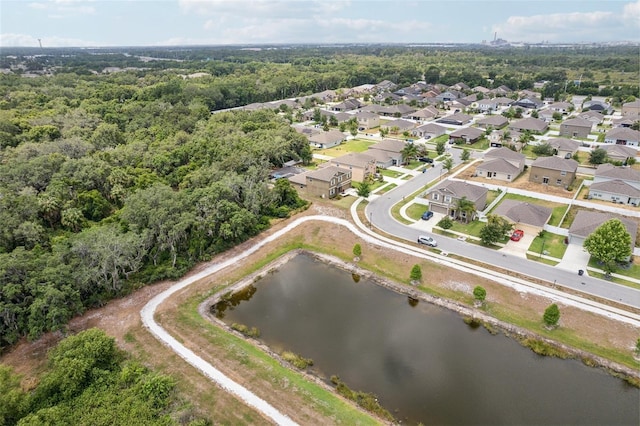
[2,202,638,424]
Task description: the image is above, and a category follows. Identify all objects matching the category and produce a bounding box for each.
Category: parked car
[421,210,434,220]
[418,156,433,163]
[417,235,437,247]
[510,229,524,241]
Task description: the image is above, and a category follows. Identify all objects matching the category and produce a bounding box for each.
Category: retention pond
[210,253,639,425]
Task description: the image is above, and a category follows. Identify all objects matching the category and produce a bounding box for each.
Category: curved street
[364,149,640,310]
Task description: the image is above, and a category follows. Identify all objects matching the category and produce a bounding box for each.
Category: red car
[510,229,524,241]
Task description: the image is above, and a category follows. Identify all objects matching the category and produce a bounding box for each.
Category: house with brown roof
[604,128,640,147]
[476,147,525,182]
[494,200,552,232]
[380,118,416,134]
[589,163,640,206]
[425,180,488,221]
[412,123,446,139]
[568,211,637,249]
[509,117,548,134]
[602,145,637,164]
[622,100,640,116]
[404,106,439,122]
[476,115,508,130]
[529,157,578,189]
[548,137,580,159]
[560,118,593,139]
[330,98,362,112]
[367,139,407,167]
[449,126,484,144]
[289,166,352,199]
[329,152,377,182]
[308,129,347,149]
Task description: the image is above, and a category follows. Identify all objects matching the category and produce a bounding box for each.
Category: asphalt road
[366,149,640,310]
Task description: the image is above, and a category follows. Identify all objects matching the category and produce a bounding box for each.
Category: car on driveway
[510,229,524,241]
[421,210,434,220]
[417,235,437,247]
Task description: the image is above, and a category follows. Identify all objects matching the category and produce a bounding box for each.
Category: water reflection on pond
[211,254,639,425]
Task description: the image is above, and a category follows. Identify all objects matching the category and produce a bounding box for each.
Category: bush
[409,264,422,282]
[543,304,560,328]
[437,216,454,229]
[281,351,313,369]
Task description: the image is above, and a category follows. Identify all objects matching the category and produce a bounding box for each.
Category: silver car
[417,235,437,247]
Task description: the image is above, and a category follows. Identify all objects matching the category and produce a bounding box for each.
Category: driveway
[500,231,536,258]
[556,243,591,275]
[409,211,445,232]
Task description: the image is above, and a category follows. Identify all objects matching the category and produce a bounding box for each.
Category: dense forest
[0,328,205,425]
[0,44,638,349]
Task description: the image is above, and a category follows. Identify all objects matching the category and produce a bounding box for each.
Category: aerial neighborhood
[251,78,640,277]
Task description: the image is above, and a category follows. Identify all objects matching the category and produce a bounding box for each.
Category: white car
[417,235,437,247]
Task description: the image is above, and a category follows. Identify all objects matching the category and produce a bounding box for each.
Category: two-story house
[559,118,593,139]
[426,181,488,221]
[476,147,525,182]
[529,157,578,189]
[329,152,377,182]
[589,163,640,206]
[289,166,352,199]
[367,139,407,168]
[355,111,380,131]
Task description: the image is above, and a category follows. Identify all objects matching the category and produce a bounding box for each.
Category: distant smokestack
[38,38,43,49]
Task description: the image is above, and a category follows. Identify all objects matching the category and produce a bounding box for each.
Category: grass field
[313,138,375,157]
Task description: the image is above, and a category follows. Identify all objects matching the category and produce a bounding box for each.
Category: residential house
[612,114,639,128]
[384,104,416,117]
[604,128,640,147]
[436,91,462,102]
[529,157,578,188]
[330,98,362,112]
[380,118,416,134]
[547,137,580,159]
[373,92,402,103]
[589,163,640,206]
[308,129,347,149]
[476,115,508,130]
[560,118,593,139]
[582,100,613,115]
[436,112,473,126]
[509,117,548,134]
[375,80,397,93]
[490,85,513,96]
[329,152,377,182]
[472,86,490,94]
[547,102,573,114]
[477,99,500,113]
[311,90,337,104]
[538,109,557,123]
[494,200,552,234]
[333,112,352,123]
[289,166,352,199]
[513,97,544,110]
[367,139,407,167]
[425,180,488,220]
[622,100,640,116]
[404,106,439,122]
[568,211,637,249]
[476,147,526,182]
[488,129,517,148]
[493,97,515,107]
[449,127,484,144]
[602,145,637,164]
[577,110,605,125]
[355,111,380,130]
[302,108,335,122]
[450,82,470,92]
[412,123,447,139]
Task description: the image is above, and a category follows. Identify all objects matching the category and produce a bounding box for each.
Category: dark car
[418,156,433,163]
[421,210,434,220]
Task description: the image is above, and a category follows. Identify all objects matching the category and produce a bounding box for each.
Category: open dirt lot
[2,202,638,424]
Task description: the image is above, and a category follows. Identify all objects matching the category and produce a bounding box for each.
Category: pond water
[211,254,639,425]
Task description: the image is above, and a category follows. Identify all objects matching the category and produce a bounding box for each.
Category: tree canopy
[583,219,632,272]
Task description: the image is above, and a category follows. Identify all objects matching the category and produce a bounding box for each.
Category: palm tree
[455,196,476,223]
[401,143,418,164]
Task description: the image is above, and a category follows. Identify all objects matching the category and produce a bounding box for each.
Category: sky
[1,0,639,48]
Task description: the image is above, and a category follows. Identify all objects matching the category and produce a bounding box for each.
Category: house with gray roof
[513,97,544,110]
[612,114,639,128]
[509,117,548,134]
[577,110,605,125]
[589,163,640,206]
[449,126,484,144]
[308,129,346,149]
[604,127,640,147]
[412,123,446,139]
[477,99,501,113]
[380,118,416,134]
[367,139,407,167]
[568,211,637,250]
[476,147,525,182]
[476,115,508,129]
[622,100,640,116]
[329,152,377,182]
[548,137,580,159]
[330,98,362,112]
[602,145,637,164]
[355,111,380,130]
[529,157,578,189]
[547,102,573,114]
[560,118,593,139]
[289,166,351,199]
[436,112,473,126]
[494,199,552,229]
[404,106,439,122]
[425,180,488,221]
[582,100,613,115]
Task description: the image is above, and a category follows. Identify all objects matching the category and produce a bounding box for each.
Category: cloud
[492,1,640,42]
[0,33,101,47]
[28,0,96,17]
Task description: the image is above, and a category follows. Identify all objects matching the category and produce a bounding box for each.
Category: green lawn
[380,169,403,178]
[588,257,640,282]
[484,190,502,209]
[548,205,570,227]
[529,232,568,259]
[376,183,397,194]
[316,139,375,157]
[447,219,486,238]
[406,203,428,221]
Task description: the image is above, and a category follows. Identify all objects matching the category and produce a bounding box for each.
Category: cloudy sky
[1,0,639,47]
